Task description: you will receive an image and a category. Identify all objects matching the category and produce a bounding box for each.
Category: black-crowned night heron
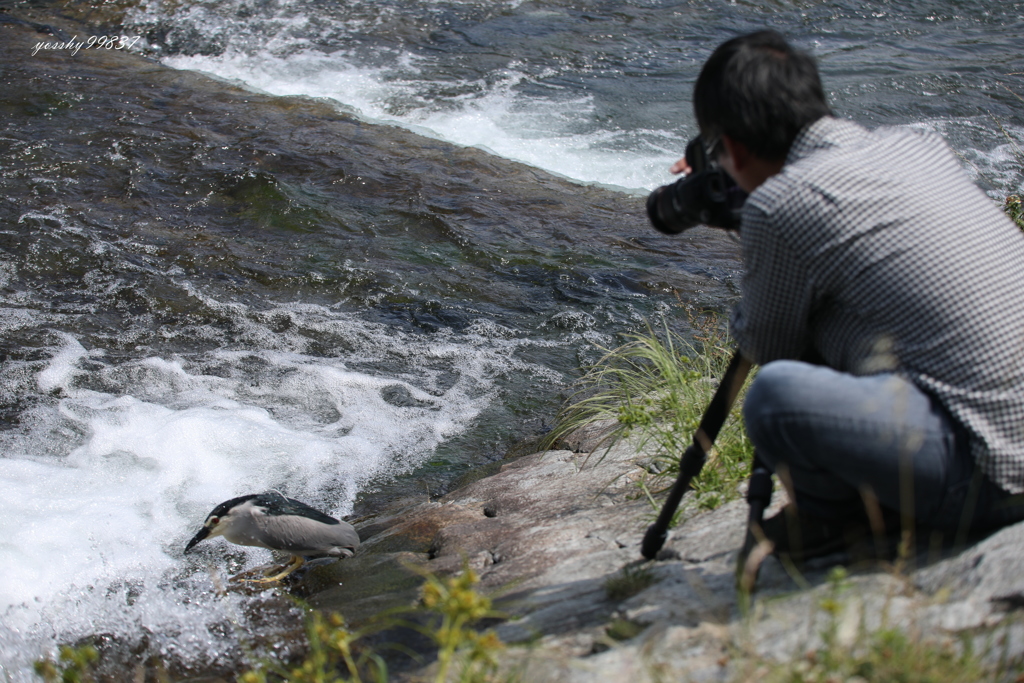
[184,492,360,582]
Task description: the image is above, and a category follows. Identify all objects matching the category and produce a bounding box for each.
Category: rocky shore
[306,426,1024,681]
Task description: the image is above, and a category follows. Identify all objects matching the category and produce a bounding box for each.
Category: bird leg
[243,555,305,584]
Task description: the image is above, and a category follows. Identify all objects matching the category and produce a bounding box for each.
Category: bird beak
[184,527,210,553]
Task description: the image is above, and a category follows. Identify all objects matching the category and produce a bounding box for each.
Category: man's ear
[718,134,785,193]
[720,134,751,173]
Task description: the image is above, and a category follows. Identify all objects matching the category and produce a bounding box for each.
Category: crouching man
[682,30,1024,561]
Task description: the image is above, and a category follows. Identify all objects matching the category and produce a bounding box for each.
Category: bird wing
[253,510,360,556]
[253,492,341,526]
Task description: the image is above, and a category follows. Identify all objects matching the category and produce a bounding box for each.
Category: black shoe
[761,505,872,564]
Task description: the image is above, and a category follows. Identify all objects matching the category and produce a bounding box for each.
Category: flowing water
[133,0,1024,192]
[1,0,1022,678]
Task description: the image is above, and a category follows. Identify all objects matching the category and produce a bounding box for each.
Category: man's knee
[742,360,809,446]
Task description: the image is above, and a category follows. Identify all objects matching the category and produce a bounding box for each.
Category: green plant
[1006,194,1023,231]
[239,563,507,683]
[240,610,388,683]
[603,562,657,602]
[545,315,754,511]
[34,644,99,683]
[761,623,988,683]
[735,568,994,683]
[762,629,988,683]
[37,565,509,683]
[605,618,646,642]
[414,565,506,683]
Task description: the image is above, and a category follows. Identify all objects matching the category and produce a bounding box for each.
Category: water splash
[0,304,557,680]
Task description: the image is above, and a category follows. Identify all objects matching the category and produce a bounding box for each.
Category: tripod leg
[641,352,751,560]
[736,455,773,593]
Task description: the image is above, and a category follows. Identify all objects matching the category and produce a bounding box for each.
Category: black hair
[693,30,831,162]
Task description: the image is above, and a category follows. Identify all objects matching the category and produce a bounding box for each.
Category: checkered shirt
[731,116,1024,493]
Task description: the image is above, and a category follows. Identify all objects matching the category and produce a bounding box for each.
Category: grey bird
[184,492,360,582]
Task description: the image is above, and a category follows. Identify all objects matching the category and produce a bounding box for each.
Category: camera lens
[646,178,700,234]
[645,135,748,234]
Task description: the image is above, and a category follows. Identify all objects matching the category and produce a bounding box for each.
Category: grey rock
[313,429,1024,681]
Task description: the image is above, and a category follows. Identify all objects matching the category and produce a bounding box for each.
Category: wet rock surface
[314,435,1024,681]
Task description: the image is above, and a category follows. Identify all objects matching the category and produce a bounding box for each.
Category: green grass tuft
[603,563,657,602]
[605,618,647,642]
[544,315,754,511]
[1006,194,1023,231]
[34,644,99,683]
[758,628,988,683]
[733,568,999,683]
[239,563,507,683]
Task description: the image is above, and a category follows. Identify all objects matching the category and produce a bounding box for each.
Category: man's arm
[730,206,814,364]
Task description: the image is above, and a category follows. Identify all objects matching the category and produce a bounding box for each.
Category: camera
[646,135,747,234]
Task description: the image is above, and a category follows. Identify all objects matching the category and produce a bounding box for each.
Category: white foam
[158,47,1024,198]
[127,0,1024,197]
[159,48,681,192]
[36,332,88,394]
[0,305,557,680]
[910,118,1024,195]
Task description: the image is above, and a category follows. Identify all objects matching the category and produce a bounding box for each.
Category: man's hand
[669,158,691,175]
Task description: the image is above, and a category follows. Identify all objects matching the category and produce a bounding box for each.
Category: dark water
[126,0,1024,192]
[0,0,1021,677]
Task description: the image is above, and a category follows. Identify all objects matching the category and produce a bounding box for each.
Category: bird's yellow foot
[241,555,305,584]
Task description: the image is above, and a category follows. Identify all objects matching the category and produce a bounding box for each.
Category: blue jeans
[743,360,1024,532]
